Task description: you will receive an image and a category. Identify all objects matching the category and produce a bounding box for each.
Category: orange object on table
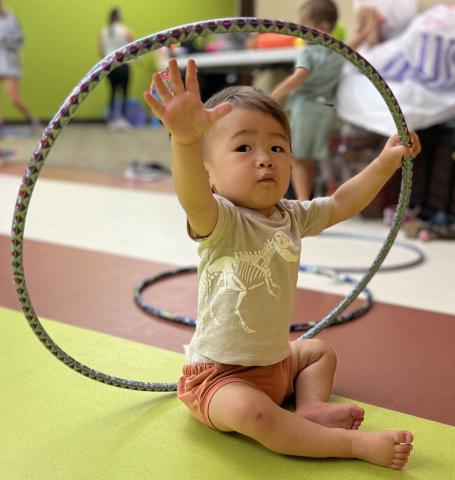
[254,33,297,49]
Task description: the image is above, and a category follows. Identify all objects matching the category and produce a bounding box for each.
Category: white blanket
[337,5,455,136]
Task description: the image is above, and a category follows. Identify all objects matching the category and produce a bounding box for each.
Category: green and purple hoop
[10,18,412,392]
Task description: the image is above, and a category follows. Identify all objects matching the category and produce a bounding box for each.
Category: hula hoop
[10,18,413,392]
[133,266,374,332]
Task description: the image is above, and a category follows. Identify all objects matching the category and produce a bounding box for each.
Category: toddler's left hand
[379,130,421,171]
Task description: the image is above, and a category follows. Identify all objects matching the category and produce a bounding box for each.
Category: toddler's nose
[259,160,273,168]
[256,151,273,168]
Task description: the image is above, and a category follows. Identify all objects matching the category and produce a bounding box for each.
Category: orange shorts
[177,356,295,430]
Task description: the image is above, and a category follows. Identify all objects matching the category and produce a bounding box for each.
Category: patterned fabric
[337,5,455,136]
[375,5,455,90]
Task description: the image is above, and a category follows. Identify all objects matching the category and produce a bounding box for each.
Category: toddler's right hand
[143,58,232,146]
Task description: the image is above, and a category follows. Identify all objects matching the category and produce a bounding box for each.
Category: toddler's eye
[236,144,251,152]
[272,145,285,153]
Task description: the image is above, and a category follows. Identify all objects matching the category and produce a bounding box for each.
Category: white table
[159,47,299,72]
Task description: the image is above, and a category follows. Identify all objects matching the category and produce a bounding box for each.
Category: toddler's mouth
[259,174,275,183]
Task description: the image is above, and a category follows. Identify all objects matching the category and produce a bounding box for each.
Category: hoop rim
[10,17,412,391]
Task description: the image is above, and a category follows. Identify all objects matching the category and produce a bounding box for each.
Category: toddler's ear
[209,178,218,194]
[209,177,217,194]
[203,163,216,193]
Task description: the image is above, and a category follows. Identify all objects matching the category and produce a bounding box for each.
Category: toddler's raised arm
[143,58,231,237]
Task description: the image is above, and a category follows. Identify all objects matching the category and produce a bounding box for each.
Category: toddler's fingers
[143,90,165,117]
[168,58,184,95]
[152,71,173,104]
[185,59,201,98]
[207,102,232,124]
[409,131,422,157]
[385,133,400,148]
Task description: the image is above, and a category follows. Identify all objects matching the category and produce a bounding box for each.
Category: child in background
[98,8,134,130]
[144,58,420,469]
[271,0,344,200]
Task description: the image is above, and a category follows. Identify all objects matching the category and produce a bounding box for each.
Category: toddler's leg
[208,382,413,469]
[291,339,364,429]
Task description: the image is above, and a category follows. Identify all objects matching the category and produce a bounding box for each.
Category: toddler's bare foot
[352,430,413,470]
[296,401,364,430]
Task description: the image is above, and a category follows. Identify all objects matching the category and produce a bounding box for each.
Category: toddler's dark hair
[204,86,291,143]
[299,0,339,31]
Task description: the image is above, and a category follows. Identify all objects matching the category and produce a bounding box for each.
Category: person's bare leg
[291,157,316,200]
[7,78,32,118]
[291,339,364,430]
[7,78,41,134]
[0,79,15,161]
[208,382,413,469]
[0,79,5,155]
[0,78,5,127]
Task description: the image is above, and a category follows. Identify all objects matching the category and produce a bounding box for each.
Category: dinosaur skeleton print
[199,231,299,334]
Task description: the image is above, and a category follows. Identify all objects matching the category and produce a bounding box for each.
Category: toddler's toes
[351,405,364,430]
[394,430,413,444]
[391,459,408,470]
[396,443,412,454]
[395,453,411,460]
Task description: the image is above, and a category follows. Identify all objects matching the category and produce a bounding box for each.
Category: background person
[99,7,134,130]
[0,0,39,137]
[271,0,344,200]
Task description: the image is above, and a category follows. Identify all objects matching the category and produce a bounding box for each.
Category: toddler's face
[204,106,292,217]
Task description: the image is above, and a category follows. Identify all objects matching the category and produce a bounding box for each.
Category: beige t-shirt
[186,195,331,366]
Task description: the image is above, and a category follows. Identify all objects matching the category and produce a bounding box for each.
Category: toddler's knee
[318,338,337,362]
[305,338,337,364]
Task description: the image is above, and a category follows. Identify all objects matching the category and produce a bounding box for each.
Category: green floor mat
[1,306,454,479]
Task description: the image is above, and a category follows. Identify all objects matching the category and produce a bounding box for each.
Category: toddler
[144,58,421,470]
